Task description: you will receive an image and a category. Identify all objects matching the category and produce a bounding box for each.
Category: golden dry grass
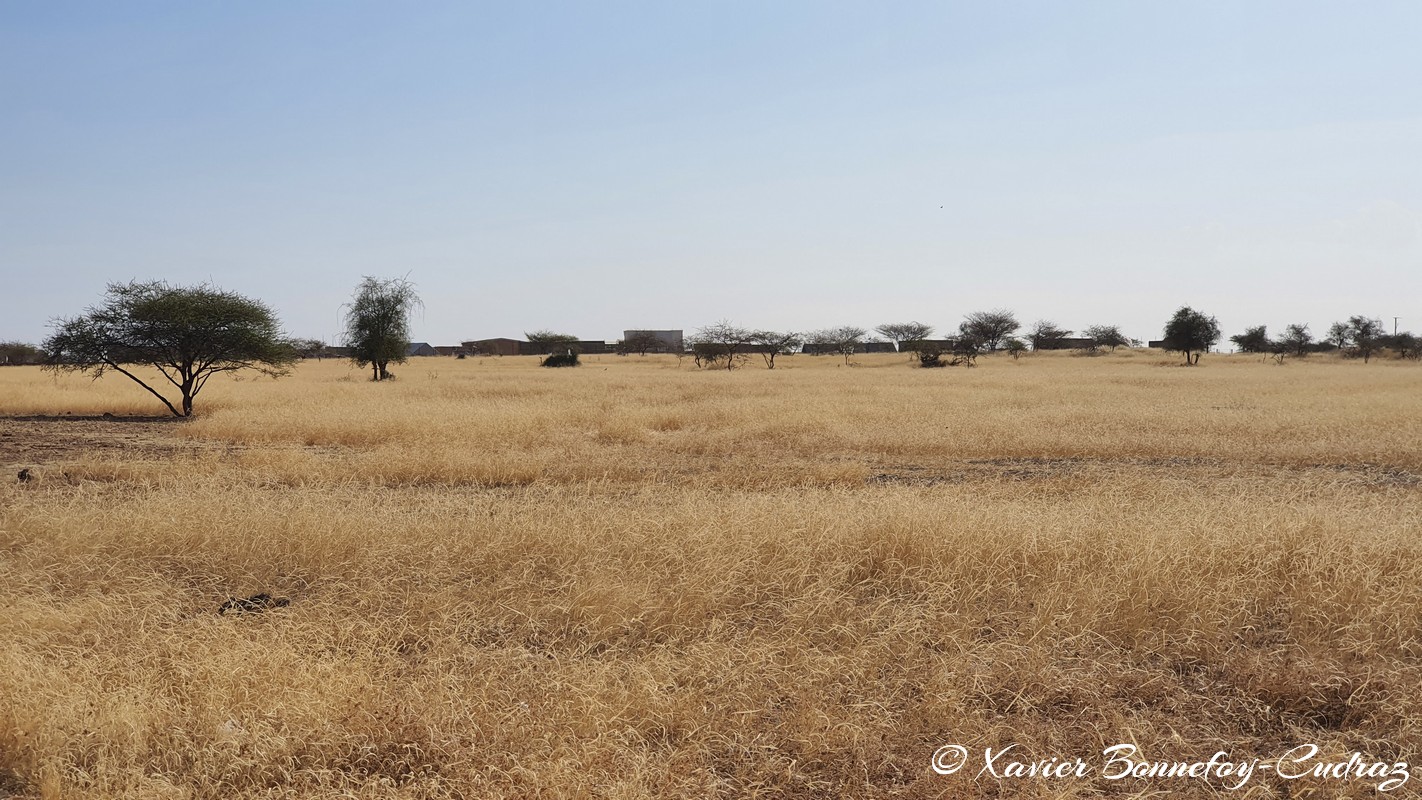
[1,351,1420,798]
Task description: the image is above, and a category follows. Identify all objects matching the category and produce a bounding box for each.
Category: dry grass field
[2,350,1420,798]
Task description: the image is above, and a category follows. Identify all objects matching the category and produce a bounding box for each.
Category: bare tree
[620,330,665,356]
[951,332,984,366]
[691,321,754,371]
[874,322,934,353]
[292,338,329,359]
[1028,320,1071,351]
[809,326,869,365]
[750,330,802,369]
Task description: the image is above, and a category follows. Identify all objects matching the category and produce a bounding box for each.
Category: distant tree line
[1229,317,1416,363]
[15,277,1418,416]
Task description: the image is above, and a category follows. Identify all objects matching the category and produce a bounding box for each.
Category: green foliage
[1278,324,1313,358]
[1230,325,1272,354]
[875,322,934,352]
[43,280,295,416]
[525,330,579,344]
[0,341,45,365]
[1161,307,1221,365]
[343,276,421,381]
[1029,320,1072,351]
[1083,324,1129,352]
[750,330,803,369]
[1383,332,1421,360]
[959,310,1019,351]
[541,352,580,368]
[1342,316,1386,363]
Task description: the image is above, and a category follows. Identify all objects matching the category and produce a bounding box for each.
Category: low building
[407,342,438,357]
[463,338,522,356]
[1036,337,1098,351]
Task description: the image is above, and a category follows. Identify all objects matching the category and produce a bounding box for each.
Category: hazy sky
[3,2,1420,346]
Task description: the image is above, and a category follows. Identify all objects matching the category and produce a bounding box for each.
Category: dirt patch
[869,456,1422,488]
[0,416,196,473]
[870,457,1083,486]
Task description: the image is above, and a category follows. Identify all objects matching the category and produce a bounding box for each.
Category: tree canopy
[1083,324,1129,352]
[1229,325,1272,354]
[343,276,421,381]
[1161,307,1221,364]
[1029,320,1072,351]
[750,330,803,369]
[874,322,934,352]
[690,321,754,370]
[960,310,1019,351]
[44,280,296,416]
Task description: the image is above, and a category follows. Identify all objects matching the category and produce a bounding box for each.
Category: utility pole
[1395,317,1401,335]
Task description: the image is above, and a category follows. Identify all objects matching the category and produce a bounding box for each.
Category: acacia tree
[874,322,934,353]
[620,330,665,356]
[1230,325,1272,354]
[526,330,579,344]
[1326,322,1350,351]
[960,310,1019,351]
[750,330,803,369]
[1083,324,1129,352]
[810,326,869,365]
[691,321,754,371]
[292,338,329,359]
[1384,332,1421,360]
[1344,316,1386,363]
[344,276,421,381]
[44,280,296,417]
[1278,324,1313,358]
[1029,320,1072,351]
[1161,306,1220,365]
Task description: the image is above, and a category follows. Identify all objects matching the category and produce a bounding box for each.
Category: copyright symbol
[931,744,969,775]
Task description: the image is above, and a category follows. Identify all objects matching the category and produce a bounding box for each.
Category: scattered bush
[541,352,580,368]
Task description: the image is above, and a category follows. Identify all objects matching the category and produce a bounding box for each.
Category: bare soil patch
[0,416,192,473]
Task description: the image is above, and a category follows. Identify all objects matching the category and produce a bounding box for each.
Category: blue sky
[3,2,1419,346]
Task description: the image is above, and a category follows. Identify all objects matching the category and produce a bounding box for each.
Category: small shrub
[541,352,580,368]
[918,348,946,368]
